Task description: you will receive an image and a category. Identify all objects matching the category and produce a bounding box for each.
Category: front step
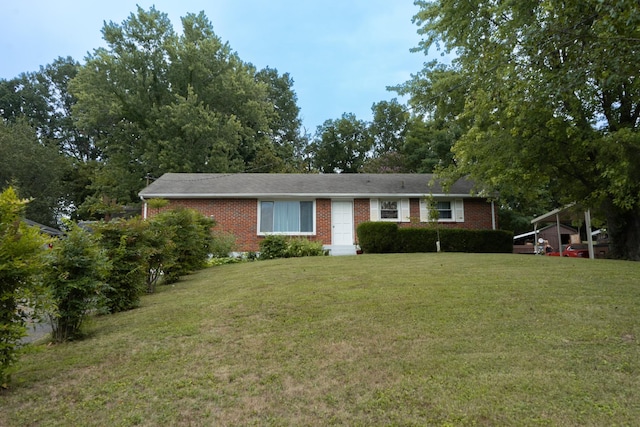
[324,245,358,256]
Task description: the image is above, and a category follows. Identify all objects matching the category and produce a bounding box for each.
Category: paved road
[21,321,52,344]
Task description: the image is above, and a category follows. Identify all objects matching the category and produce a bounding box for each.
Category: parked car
[547,244,590,258]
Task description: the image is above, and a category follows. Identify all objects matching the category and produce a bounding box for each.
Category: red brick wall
[397,198,496,230]
[146,197,496,252]
[315,199,332,246]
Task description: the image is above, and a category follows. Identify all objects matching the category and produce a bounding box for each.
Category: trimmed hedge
[357,221,513,254]
[356,222,399,253]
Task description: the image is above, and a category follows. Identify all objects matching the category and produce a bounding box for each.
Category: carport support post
[585,209,595,259]
[556,213,562,254]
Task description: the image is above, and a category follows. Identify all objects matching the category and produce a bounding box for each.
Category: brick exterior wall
[146,197,496,252]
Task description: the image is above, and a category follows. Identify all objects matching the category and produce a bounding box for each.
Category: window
[380,200,398,219]
[259,201,314,234]
[370,199,410,222]
[419,199,464,222]
[436,201,452,219]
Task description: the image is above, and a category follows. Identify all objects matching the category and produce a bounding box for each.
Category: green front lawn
[3,253,639,426]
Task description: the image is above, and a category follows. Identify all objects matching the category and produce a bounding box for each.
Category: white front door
[332,200,354,246]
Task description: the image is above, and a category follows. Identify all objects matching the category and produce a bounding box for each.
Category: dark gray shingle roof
[139,173,477,198]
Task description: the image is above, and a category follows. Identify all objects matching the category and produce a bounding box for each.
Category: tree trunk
[603,199,640,261]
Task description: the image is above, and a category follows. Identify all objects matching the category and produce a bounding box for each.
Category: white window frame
[257,200,316,236]
[420,198,464,223]
[370,198,410,222]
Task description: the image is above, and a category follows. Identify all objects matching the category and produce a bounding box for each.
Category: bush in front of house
[152,208,216,283]
[93,218,150,313]
[209,230,237,258]
[356,221,400,253]
[0,187,51,386]
[357,222,513,254]
[259,235,327,259]
[45,222,110,342]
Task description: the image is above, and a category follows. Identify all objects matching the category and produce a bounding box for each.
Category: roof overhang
[139,193,476,199]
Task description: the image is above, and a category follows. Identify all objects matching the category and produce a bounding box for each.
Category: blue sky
[0,1,434,133]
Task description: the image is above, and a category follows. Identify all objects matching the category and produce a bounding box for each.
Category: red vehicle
[547,244,590,258]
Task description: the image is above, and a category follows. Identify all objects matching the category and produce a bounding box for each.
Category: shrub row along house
[139,173,498,255]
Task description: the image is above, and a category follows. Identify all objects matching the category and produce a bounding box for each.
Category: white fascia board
[140,193,475,199]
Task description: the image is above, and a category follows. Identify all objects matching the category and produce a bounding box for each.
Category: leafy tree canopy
[310,113,372,173]
[0,120,69,226]
[70,6,306,213]
[407,0,640,259]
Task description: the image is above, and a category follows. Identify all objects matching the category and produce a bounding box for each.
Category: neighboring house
[139,173,498,255]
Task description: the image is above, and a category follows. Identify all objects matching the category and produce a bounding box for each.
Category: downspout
[491,200,496,230]
[140,196,148,220]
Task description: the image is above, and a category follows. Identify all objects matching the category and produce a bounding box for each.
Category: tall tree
[310,113,372,173]
[362,99,412,173]
[255,67,307,172]
[71,7,303,214]
[0,57,95,162]
[0,57,98,222]
[410,0,640,259]
[0,120,68,226]
[369,99,410,154]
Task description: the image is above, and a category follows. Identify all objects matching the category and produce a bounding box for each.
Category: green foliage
[143,218,177,293]
[357,221,513,254]
[259,235,289,259]
[258,235,326,259]
[369,99,410,155]
[209,231,237,258]
[45,222,109,342]
[0,187,50,387]
[310,113,372,173]
[408,0,640,259]
[356,222,399,253]
[70,7,306,211]
[396,227,439,253]
[93,218,149,313]
[0,120,70,226]
[151,208,215,283]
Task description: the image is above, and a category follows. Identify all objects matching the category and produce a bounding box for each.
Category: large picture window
[260,201,314,234]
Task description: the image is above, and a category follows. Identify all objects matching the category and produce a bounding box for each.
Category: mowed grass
[2,253,639,426]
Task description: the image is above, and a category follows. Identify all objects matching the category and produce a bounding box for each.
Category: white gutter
[138,193,475,199]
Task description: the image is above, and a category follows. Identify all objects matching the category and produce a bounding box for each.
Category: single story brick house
[139,173,497,255]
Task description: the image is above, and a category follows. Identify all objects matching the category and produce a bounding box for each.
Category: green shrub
[356,222,400,253]
[438,229,513,253]
[152,208,215,283]
[358,222,513,254]
[259,235,289,259]
[0,187,50,387]
[46,222,110,342]
[209,231,237,258]
[94,218,149,313]
[144,218,177,293]
[285,238,326,258]
[397,228,439,253]
[259,235,326,259]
